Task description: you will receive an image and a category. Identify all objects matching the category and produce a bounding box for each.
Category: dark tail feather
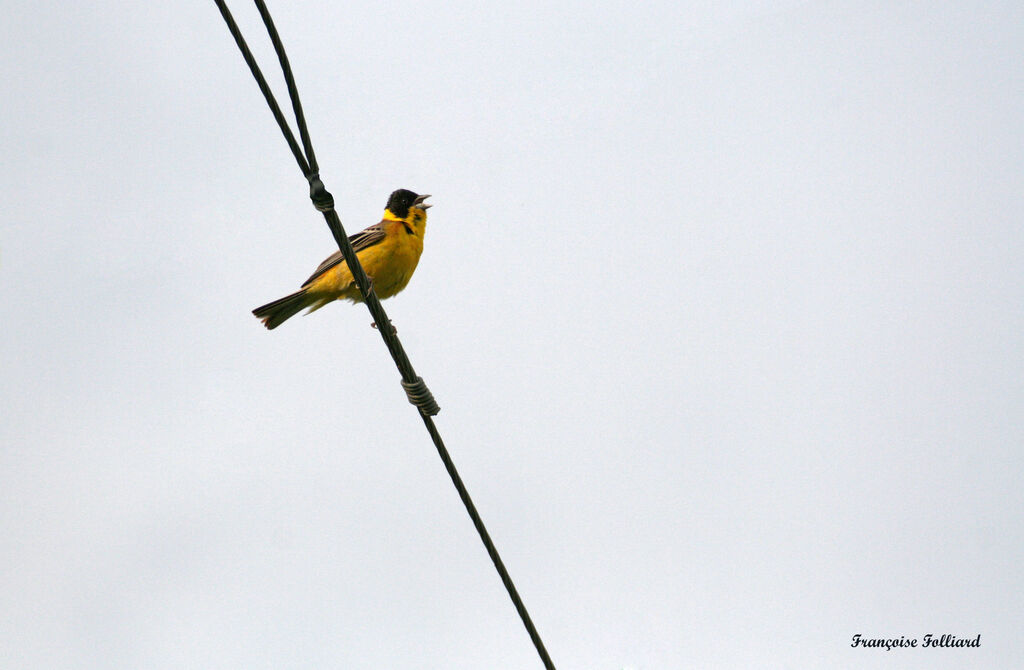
[252,288,314,330]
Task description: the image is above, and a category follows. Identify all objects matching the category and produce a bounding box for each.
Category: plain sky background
[2,1,1022,668]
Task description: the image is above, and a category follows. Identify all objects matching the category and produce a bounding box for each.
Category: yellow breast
[363,224,424,299]
[305,215,426,306]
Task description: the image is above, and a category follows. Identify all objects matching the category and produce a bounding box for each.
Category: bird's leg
[354,272,395,333]
[370,319,396,334]
[362,276,396,332]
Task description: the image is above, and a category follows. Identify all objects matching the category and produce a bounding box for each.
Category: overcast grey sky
[2,1,1022,668]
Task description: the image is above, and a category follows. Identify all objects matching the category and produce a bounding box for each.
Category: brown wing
[301,221,388,287]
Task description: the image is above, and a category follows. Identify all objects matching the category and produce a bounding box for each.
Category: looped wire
[402,376,441,416]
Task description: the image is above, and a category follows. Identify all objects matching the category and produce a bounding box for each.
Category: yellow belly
[307,226,423,305]
[360,233,422,299]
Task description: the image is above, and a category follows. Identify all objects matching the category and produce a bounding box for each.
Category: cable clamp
[401,376,441,416]
[307,172,334,212]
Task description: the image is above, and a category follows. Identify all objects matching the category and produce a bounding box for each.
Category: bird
[253,189,431,329]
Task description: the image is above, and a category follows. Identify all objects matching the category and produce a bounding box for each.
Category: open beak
[414,194,432,210]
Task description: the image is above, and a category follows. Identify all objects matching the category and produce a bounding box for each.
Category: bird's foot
[370,319,397,334]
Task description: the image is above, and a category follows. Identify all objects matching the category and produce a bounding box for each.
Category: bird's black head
[385,189,431,219]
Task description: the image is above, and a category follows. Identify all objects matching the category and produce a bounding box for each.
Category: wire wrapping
[212,2,554,668]
[401,376,441,416]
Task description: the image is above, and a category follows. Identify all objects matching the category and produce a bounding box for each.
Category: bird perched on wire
[253,189,431,329]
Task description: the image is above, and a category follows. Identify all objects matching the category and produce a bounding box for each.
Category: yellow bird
[253,189,431,329]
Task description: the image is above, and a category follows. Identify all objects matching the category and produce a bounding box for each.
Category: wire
[212,2,556,668]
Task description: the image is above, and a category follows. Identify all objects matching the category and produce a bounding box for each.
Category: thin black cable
[251,0,319,175]
[214,0,308,175]
[212,2,555,668]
